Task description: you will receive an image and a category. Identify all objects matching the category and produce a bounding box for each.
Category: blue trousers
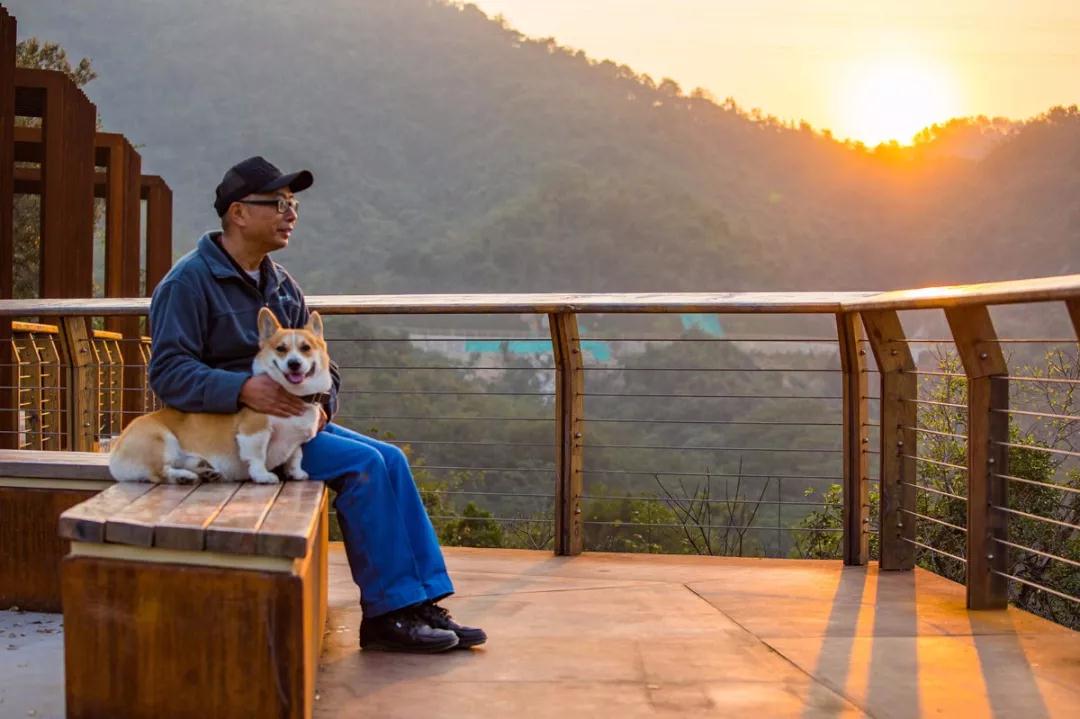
[300,422,454,617]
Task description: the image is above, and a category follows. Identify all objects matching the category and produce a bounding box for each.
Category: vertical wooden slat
[98,134,144,428]
[142,175,173,296]
[14,69,97,298]
[836,312,869,565]
[61,316,96,452]
[862,310,916,570]
[944,305,1009,609]
[549,312,584,555]
[0,8,17,449]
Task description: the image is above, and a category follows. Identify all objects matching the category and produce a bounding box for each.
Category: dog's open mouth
[279,363,317,385]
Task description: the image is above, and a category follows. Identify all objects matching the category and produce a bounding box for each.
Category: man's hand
[239,375,308,417]
[317,405,329,432]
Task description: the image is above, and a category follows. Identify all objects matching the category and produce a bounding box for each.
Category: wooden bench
[59,479,329,719]
[0,450,113,611]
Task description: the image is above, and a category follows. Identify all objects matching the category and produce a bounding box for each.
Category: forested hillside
[8,0,1079,295]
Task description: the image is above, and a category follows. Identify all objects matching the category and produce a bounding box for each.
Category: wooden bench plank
[154,483,242,551]
[0,449,110,480]
[205,482,282,555]
[104,484,199,547]
[256,481,325,558]
[58,482,153,542]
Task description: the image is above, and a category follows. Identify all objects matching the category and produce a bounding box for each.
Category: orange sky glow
[470,0,1080,145]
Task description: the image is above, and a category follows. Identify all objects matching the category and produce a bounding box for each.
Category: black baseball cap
[214,156,313,217]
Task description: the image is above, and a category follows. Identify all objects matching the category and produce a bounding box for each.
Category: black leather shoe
[359,608,459,653]
[413,602,487,649]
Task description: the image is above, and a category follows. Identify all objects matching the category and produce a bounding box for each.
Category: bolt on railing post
[60,316,96,452]
[862,310,916,570]
[836,312,870,565]
[548,311,584,556]
[945,305,1009,610]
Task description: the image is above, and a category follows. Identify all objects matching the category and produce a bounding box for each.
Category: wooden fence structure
[0,4,173,447]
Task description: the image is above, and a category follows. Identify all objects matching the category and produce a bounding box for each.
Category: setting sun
[837,57,962,146]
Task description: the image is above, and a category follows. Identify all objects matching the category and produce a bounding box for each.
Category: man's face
[236,189,298,251]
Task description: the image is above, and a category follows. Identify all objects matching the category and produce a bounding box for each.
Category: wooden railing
[1,273,1078,614]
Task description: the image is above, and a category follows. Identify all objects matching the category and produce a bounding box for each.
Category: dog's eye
[275,345,287,353]
[300,344,311,353]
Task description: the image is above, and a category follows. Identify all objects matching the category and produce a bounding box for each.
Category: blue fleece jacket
[147,231,340,417]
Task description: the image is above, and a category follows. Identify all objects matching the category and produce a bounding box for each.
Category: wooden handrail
[842,273,1080,311]
[0,292,873,316]
[0,273,1077,317]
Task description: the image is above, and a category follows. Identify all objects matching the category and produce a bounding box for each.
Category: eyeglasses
[237,197,300,215]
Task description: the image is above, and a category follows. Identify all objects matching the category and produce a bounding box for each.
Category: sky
[470,0,1080,145]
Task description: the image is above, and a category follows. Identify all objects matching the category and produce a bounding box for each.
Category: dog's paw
[285,470,310,482]
[250,470,280,484]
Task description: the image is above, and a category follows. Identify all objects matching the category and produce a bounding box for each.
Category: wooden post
[98,134,144,428]
[0,8,16,449]
[944,305,1009,609]
[861,310,916,570]
[548,312,584,555]
[61,316,96,452]
[1067,300,1080,341]
[142,175,173,296]
[13,69,97,298]
[836,312,870,565]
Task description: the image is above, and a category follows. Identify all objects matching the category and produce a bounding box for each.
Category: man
[148,156,485,653]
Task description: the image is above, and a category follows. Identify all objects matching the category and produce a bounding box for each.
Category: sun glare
[839,58,961,146]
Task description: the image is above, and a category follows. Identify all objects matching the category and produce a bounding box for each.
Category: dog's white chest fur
[265,406,321,470]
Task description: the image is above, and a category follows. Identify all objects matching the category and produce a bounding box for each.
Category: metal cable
[898,508,967,533]
[994,441,1080,460]
[899,480,967,502]
[991,570,1080,605]
[900,536,967,563]
[992,537,1080,569]
[991,505,1080,532]
[903,455,968,472]
[995,473,1080,496]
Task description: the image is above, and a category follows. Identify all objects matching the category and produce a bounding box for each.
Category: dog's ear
[258,307,281,343]
[305,311,324,340]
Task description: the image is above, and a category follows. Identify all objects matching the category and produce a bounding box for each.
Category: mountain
[7,0,1080,294]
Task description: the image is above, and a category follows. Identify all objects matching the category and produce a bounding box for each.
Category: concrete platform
[2,546,1078,718]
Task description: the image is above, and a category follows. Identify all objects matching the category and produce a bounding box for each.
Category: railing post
[944,305,1009,609]
[60,316,96,452]
[0,8,16,450]
[549,312,584,555]
[862,310,916,570]
[142,175,173,298]
[1067,300,1080,340]
[836,312,869,565]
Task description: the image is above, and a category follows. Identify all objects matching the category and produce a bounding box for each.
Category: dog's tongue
[285,372,306,385]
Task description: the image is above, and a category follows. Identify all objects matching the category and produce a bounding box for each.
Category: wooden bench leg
[0,485,101,611]
[62,508,327,719]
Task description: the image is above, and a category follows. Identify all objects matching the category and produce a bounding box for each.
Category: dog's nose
[287,359,302,371]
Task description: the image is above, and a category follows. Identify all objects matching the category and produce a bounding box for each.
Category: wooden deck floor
[3,546,1078,718]
[318,547,1080,718]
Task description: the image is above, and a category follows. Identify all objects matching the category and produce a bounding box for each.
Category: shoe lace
[417,602,450,625]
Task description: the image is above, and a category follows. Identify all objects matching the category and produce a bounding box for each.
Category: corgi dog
[109,308,332,484]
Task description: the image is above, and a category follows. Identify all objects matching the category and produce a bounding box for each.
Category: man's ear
[305,311,324,340]
[258,307,281,343]
[227,201,246,229]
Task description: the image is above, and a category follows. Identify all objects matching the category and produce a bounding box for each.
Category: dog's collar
[301,392,328,406]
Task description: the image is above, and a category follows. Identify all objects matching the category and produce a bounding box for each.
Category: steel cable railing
[2,279,1079,627]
